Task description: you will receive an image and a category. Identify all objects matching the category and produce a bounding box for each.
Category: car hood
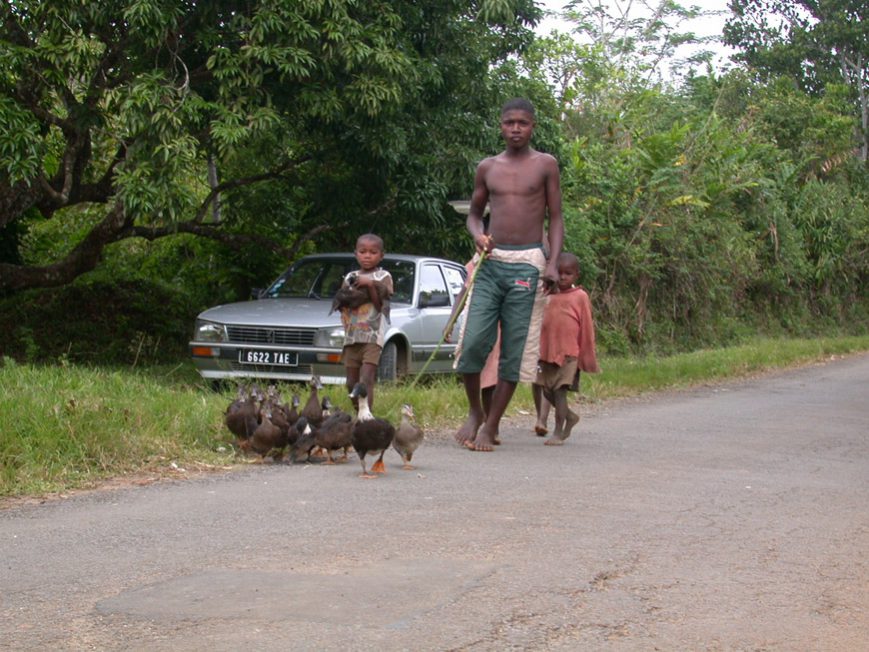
[197,298,341,329]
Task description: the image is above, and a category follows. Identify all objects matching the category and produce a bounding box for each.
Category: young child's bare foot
[454,411,483,445]
[544,411,579,446]
[534,423,548,436]
[563,410,579,438]
[466,424,497,451]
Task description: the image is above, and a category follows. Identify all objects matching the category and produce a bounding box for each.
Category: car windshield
[263,257,416,304]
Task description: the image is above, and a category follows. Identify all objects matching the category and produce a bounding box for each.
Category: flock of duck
[223,377,423,479]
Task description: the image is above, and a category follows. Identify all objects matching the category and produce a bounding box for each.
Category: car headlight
[194,320,228,343]
[315,326,345,348]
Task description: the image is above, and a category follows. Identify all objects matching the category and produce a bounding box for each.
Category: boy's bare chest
[485,161,545,197]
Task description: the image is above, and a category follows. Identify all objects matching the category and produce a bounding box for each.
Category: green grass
[2,335,867,499]
[0,359,235,497]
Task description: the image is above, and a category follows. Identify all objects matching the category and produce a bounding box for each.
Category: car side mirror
[418,292,450,308]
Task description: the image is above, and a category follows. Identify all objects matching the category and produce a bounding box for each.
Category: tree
[0,0,541,293]
[723,0,869,161]
[558,0,722,86]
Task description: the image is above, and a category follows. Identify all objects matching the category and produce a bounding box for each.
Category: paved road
[2,354,868,651]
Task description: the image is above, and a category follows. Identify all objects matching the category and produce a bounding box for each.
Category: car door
[412,262,459,372]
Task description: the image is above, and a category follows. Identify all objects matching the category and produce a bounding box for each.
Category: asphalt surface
[1,353,867,651]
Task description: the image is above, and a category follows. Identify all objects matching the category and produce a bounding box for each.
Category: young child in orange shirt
[533,252,600,445]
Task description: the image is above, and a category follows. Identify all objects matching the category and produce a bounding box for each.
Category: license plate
[238,350,299,366]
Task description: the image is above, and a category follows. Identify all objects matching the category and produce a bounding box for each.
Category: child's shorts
[342,342,382,368]
[535,356,579,391]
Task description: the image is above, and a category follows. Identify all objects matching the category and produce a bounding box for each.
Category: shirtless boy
[454,98,564,451]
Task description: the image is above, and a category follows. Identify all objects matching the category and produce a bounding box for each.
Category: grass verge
[2,335,867,499]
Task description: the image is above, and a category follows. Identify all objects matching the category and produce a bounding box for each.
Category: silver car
[190,253,467,385]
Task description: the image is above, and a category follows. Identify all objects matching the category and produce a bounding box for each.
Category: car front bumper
[189,341,346,384]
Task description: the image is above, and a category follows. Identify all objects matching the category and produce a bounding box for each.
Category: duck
[262,385,293,442]
[349,382,395,479]
[393,404,424,470]
[284,392,301,425]
[330,272,391,323]
[224,384,261,452]
[314,407,354,464]
[287,417,313,463]
[249,406,287,461]
[287,416,315,462]
[300,376,325,428]
[320,395,334,418]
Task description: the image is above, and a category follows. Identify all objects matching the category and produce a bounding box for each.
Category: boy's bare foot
[544,436,565,446]
[534,423,548,436]
[466,424,497,451]
[454,412,483,445]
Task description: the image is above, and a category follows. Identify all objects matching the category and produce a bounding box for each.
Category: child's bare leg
[481,385,500,444]
[545,387,575,446]
[469,379,516,451]
[346,366,361,410]
[481,385,494,420]
[532,383,549,435]
[455,373,484,444]
[360,362,378,410]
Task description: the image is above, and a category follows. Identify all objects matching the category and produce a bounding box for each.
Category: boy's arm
[543,155,564,293]
[467,160,492,253]
[354,273,385,311]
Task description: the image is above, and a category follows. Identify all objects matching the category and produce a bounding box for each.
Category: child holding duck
[338,233,393,410]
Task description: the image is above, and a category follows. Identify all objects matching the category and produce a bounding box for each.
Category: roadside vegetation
[2,335,867,499]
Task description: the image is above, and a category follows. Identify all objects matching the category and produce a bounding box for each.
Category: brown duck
[249,406,287,461]
[224,384,261,451]
[314,407,354,464]
[300,376,325,428]
[330,272,391,323]
[393,404,424,470]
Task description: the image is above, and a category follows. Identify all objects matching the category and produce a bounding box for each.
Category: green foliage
[0,0,543,293]
[557,65,868,352]
[723,0,869,160]
[0,277,199,365]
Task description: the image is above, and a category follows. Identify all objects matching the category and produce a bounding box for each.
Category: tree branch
[192,155,312,224]
[0,203,131,292]
[125,221,340,262]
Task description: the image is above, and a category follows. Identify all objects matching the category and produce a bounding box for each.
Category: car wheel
[378,340,398,381]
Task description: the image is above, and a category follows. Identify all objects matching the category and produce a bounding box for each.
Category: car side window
[382,260,415,304]
[418,263,450,308]
[441,265,465,301]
